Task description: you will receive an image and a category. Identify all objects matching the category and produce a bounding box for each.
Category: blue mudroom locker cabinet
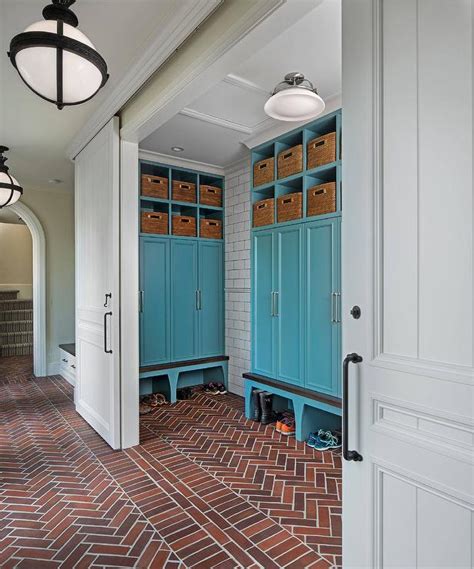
[139,161,225,373]
[250,109,342,400]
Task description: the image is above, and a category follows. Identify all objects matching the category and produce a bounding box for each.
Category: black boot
[259,391,274,425]
[251,389,264,421]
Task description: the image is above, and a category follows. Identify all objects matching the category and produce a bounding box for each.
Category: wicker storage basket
[141,212,168,234]
[200,185,222,207]
[253,198,275,227]
[277,192,303,223]
[253,157,274,187]
[141,175,168,199]
[200,218,223,239]
[172,215,196,236]
[277,144,303,179]
[307,132,336,169]
[172,181,196,203]
[307,182,337,217]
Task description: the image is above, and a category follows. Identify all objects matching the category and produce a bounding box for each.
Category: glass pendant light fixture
[0,147,23,209]
[8,0,109,110]
[264,72,325,122]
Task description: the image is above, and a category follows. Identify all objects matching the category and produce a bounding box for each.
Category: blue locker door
[199,241,224,357]
[305,218,341,396]
[275,225,304,386]
[139,236,170,366]
[252,231,276,377]
[170,239,199,361]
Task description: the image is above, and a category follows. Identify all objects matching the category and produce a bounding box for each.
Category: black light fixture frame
[0,146,23,209]
[8,0,109,110]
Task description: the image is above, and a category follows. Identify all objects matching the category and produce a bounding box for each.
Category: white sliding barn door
[342,1,473,567]
[74,117,121,449]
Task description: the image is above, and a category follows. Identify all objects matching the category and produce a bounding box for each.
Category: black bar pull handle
[104,311,113,354]
[343,352,363,462]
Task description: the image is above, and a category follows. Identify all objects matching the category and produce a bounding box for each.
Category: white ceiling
[140,0,341,168]
[0,209,25,225]
[0,0,178,192]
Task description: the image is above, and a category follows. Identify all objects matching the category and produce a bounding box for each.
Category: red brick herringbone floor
[0,366,342,569]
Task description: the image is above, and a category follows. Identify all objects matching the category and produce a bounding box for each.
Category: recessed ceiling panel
[140,114,249,167]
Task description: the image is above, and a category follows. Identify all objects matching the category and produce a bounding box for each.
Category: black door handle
[104,311,113,354]
[343,352,363,461]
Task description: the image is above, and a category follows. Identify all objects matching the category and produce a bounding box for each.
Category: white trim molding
[10,202,47,377]
[139,149,224,176]
[67,0,222,160]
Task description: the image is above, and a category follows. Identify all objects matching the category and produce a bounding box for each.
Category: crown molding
[179,108,253,134]
[139,148,224,177]
[223,73,269,95]
[67,0,221,160]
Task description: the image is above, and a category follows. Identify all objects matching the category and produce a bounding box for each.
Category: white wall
[0,222,33,299]
[224,159,252,396]
[20,188,75,372]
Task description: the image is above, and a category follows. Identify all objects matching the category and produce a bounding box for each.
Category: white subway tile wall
[224,159,251,396]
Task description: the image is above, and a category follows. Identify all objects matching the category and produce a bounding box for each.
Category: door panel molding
[371,0,473,379]
[372,462,474,568]
[371,393,474,464]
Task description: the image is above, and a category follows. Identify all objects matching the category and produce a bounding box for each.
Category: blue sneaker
[312,429,342,451]
[306,432,319,448]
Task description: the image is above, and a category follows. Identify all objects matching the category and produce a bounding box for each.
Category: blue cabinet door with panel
[275,225,304,386]
[304,217,341,396]
[199,241,224,357]
[252,231,276,377]
[170,239,199,361]
[139,236,170,366]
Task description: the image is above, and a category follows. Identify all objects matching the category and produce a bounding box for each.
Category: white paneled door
[74,117,121,449]
[342,1,473,567]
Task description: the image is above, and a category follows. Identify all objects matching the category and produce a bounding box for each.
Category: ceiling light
[171,146,184,153]
[264,72,325,122]
[0,147,23,209]
[8,0,109,110]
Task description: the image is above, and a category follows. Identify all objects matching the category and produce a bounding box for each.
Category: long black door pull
[343,353,363,462]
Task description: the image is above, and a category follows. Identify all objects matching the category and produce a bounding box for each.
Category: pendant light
[8,0,109,110]
[264,72,325,122]
[0,147,23,209]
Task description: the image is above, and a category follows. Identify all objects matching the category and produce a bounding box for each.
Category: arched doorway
[8,202,46,376]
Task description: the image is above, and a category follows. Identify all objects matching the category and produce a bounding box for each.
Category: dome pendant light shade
[0,147,23,209]
[8,0,108,110]
[264,72,325,122]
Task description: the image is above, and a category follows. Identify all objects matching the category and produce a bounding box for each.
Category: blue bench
[243,373,341,442]
[140,356,229,403]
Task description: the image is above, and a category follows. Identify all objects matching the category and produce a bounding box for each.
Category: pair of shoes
[139,402,152,415]
[177,387,193,400]
[204,382,227,395]
[275,412,296,436]
[141,393,167,407]
[251,389,274,425]
[307,429,342,450]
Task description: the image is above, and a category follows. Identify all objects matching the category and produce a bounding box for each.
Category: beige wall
[0,222,33,299]
[21,188,75,370]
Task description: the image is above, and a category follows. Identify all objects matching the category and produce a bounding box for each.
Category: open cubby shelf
[251,109,342,229]
[139,160,224,240]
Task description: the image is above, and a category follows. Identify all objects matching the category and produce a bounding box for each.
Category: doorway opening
[131,0,343,566]
[0,202,46,377]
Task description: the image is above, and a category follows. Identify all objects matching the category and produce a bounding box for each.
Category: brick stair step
[0,320,33,333]
[0,309,33,322]
[0,290,19,300]
[0,299,33,311]
[0,342,33,357]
